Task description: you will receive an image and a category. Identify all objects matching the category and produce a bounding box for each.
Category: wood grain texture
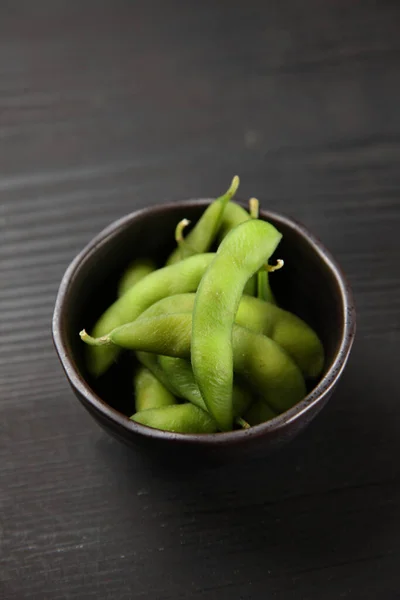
[1,1,400,598]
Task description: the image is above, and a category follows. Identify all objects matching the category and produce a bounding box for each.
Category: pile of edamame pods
[80,177,324,433]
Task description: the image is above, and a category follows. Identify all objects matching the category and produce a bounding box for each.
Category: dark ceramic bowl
[52,200,356,461]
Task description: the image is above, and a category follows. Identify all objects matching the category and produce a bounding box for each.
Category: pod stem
[79,330,111,346]
[208,175,240,244]
[249,197,259,219]
[235,417,251,430]
[264,259,284,272]
[224,175,240,201]
[175,218,191,245]
[175,218,199,260]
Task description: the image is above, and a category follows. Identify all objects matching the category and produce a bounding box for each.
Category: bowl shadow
[93,338,398,580]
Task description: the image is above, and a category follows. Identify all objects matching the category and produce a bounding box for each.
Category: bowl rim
[52,199,356,446]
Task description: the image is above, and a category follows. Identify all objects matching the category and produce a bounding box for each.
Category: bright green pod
[217,201,250,241]
[192,219,283,430]
[134,366,176,412]
[166,176,239,265]
[131,403,218,434]
[135,351,179,397]
[158,356,252,417]
[218,201,257,295]
[117,259,156,298]
[136,293,324,379]
[81,313,306,418]
[83,252,214,377]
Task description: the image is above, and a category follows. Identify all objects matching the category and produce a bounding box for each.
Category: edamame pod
[117,259,155,298]
[136,293,324,379]
[84,252,215,377]
[81,313,306,417]
[218,201,250,241]
[192,219,283,429]
[131,403,218,434]
[158,356,252,417]
[134,366,176,412]
[166,176,240,265]
[219,201,258,296]
[135,351,180,397]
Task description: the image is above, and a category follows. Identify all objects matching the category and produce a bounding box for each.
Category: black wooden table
[1,2,400,598]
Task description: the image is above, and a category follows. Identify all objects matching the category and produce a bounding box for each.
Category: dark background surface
[1,1,400,598]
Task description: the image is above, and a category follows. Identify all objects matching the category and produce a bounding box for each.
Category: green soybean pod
[134,366,176,412]
[158,355,205,410]
[131,403,218,434]
[158,355,252,418]
[84,252,215,378]
[81,313,306,417]
[217,201,250,241]
[218,201,257,296]
[231,325,306,415]
[135,351,180,397]
[175,219,257,296]
[192,219,283,430]
[117,259,155,298]
[136,293,196,320]
[166,176,240,265]
[235,295,324,379]
[135,293,324,380]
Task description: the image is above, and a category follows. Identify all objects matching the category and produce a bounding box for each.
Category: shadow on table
[95,338,399,574]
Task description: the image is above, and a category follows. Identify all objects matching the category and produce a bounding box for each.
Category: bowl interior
[58,200,346,424]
